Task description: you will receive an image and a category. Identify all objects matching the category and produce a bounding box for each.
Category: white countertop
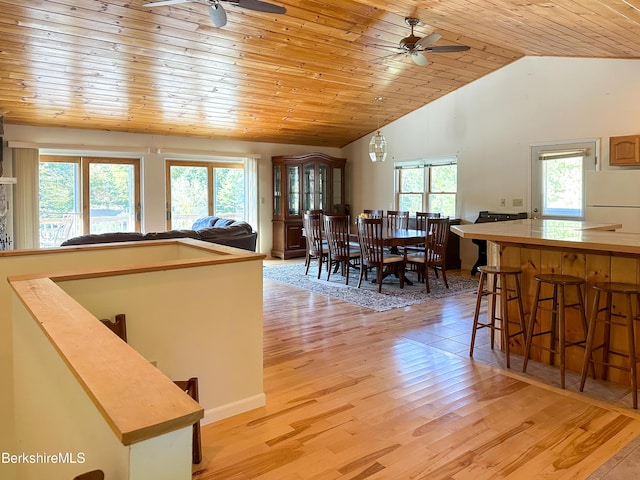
[450,219,640,255]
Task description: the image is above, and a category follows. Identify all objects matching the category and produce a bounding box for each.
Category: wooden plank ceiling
[1,1,640,148]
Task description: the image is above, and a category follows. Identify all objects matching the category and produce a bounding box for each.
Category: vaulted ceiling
[1,1,640,148]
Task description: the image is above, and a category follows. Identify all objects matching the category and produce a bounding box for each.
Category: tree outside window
[166,160,245,229]
[429,164,457,218]
[542,156,583,217]
[396,160,457,218]
[39,156,140,247]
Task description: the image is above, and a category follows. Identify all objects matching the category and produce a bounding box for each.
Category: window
[397,167,424,213]
[39,156,141,247]
[396,157,457,218]
[166,160,244,229]
[531,141,597,220]
[428,164,457,217]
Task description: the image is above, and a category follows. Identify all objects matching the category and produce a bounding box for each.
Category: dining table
[303,221,427,285]
[376,228,426,248]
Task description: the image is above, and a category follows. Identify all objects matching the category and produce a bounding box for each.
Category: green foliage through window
[39,162,77,219]
[396,162,457,218]
[39,157,140,246]
[168,162,245,229]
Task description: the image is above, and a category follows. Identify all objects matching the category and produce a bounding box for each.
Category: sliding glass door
[39,156,141,247]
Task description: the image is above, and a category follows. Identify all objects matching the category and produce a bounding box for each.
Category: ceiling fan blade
[411,52,428,66]
[427,45,470,53]
[209,3,228,27]
[375,52,404,64]
[232,0,286,13]
[367,43,403,51]
[415,32,441,49]
[144,0,192,7]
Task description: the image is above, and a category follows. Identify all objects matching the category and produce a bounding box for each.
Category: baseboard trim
[201,393,266,426]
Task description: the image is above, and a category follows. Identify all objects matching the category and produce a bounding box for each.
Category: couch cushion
[61,232,145,246]
[191,216,218,230]
[143,230,201,241]
[212,217,236,227]
[196,222,253,241]
[191,216,239,229]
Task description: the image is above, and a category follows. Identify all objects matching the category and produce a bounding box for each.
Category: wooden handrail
[10,276,203,446]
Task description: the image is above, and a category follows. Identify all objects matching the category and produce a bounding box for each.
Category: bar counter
[452,218,639,385]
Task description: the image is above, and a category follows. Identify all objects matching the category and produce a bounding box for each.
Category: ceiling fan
[375,17,470,66]
[143,0,287,28]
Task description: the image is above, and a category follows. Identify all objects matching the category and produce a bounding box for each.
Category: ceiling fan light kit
[144,0,286,28]
[209,2,227,27]
[372,17,470,66]
[369,97,388,163]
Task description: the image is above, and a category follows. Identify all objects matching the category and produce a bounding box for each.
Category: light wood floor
[194,273,640,479]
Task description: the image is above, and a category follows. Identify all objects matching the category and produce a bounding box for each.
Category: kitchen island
[452,218,639,384]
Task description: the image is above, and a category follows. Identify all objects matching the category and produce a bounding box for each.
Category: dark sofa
[60,216,258,251]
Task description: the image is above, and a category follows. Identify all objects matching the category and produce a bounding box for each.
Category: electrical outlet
[512,198,524,207]
[499,198,506,207]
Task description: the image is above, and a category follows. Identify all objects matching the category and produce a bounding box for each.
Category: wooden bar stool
[470,265,527,368]
[522,274,590,389]
[579,282,640,409]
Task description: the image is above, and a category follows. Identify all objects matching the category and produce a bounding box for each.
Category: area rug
[263,262,479,312]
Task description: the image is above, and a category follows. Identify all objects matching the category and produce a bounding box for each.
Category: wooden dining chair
[385,210,409,254]
[363,209,384,218]
[415,212,441,231]
[357,217,405,293]
[324,215,360,285]
[406,217,450,293]
[407,212,442,257]
[386,210,409,230]
[303,211,329,279]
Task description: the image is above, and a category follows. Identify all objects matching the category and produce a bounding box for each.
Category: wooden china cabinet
[271,153,346,259]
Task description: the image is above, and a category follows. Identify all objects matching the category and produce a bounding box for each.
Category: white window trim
[530,139,599,220]
[394,155,458,216]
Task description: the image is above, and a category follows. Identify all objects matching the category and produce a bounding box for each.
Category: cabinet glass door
[273,164,282,217]
[288,165,300,216]
[303,163,315,211]
[333,167,342,214]
[318,163,328,212]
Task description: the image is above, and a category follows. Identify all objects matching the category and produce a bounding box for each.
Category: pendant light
[369,97,388,162]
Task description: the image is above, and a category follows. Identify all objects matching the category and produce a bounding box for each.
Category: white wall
[58,260,265,424]
[12,297,132,480]
[0,244,262,480]
[12,283,194,480]
[4,125,342,254]
[342,56,640,270]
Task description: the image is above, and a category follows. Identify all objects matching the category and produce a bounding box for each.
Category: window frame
[165,159,244,230]
[82,156,142,233]
[530,140,598,221]
[395,156,458,217]
[396,166,424,213]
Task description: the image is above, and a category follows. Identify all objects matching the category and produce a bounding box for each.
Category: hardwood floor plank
[196,276,640,479]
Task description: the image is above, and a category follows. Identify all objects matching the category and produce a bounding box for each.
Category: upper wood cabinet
[610,135,640,166]
[271,153,346,259]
